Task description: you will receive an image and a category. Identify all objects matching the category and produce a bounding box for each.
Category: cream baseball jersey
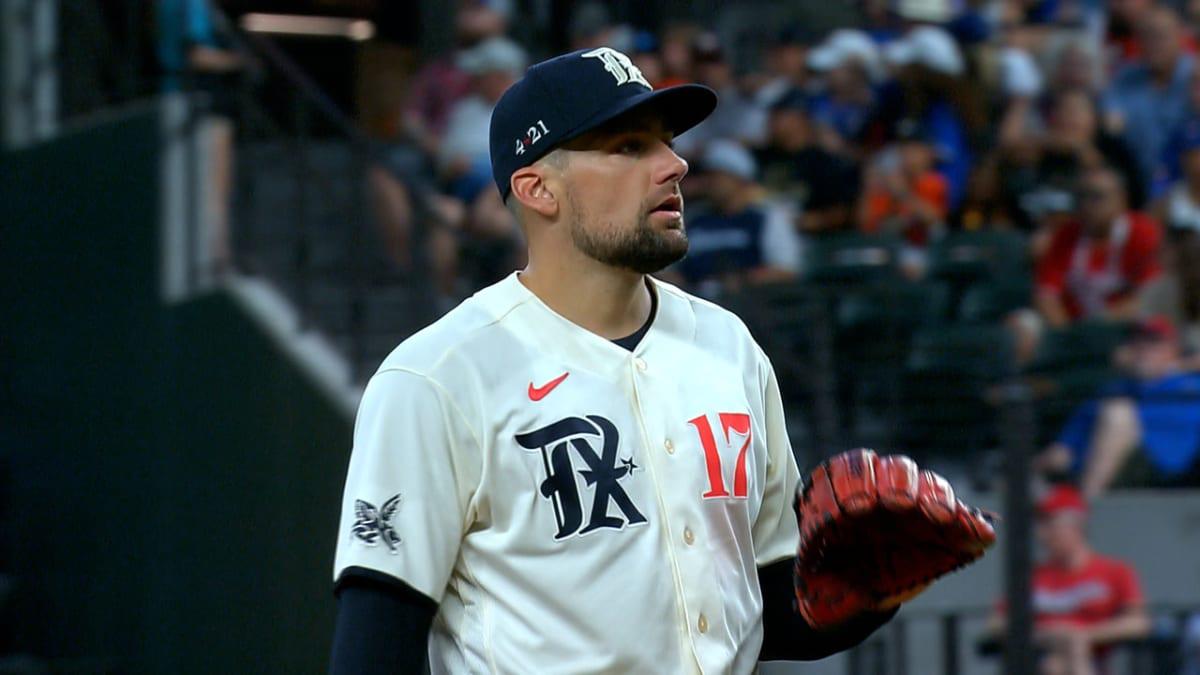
[334,272,802,674]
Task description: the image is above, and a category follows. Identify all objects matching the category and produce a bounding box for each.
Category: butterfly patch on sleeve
[351,494,402,553]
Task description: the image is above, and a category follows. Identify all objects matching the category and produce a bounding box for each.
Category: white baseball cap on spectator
[999,46,1043,98]
[808,29,885,83]
[458,36,528,76]
[896,0,955,23]
[884,26,964,76]
[702,139,758,181]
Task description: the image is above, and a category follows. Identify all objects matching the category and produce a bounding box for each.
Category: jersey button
[634,357,647,372]
[664,439,675,454]
[697,614,709,634]
[683,527,694,545]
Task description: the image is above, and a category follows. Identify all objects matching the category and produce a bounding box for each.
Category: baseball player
[330,47,994,675]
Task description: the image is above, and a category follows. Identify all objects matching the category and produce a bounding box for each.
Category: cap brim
[559,83,718,149]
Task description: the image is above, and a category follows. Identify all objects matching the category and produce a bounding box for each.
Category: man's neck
[1053,547,1092,571]
[518,255,653,340]
[1151,57,1180,86]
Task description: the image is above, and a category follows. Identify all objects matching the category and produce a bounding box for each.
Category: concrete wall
[1,104,350,674]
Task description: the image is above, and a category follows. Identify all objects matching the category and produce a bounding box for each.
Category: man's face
[768,44,807,79]
[1140,11,1181,72]
[1077,172,1125,235]
[1035,512,1086,562]
[1127,337,1180,380]
[768,108,810,147]
[556,113,690,274]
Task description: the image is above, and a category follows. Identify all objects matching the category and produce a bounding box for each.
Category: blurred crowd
[364,0,1200,496]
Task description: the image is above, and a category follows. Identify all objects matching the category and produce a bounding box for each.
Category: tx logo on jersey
[581,47,652,89]
[515,415,647,540]
[351,494,402,553]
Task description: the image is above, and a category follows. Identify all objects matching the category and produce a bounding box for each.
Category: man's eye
[618,140,643,154]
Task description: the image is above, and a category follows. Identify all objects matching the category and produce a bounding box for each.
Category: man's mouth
[649,193,684,218]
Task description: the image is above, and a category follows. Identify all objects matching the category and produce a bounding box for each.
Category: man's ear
[510,165,560,219]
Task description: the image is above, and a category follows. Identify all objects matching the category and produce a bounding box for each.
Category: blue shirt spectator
[677,140,803,297]
[1045,317,1200,494]
[1057,371,1200,478]
[1103,7,1195,199]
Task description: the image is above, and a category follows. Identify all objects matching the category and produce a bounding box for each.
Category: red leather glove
[794,449,996,629]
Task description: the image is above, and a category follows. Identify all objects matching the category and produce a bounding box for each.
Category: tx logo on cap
[581,47,652,89]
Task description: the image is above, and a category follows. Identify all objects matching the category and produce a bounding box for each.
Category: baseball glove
[794,448,996,629]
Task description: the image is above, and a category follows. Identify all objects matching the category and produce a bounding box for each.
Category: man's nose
[655,142,688,185]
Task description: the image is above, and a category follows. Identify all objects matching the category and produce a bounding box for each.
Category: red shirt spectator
[989,486,1150,674]
[1032,555,1144,629]
[1036,212,1162,321]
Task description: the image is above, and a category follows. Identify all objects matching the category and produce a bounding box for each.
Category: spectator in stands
[656,22,700,89]
[400,1,507,158]
[858,0,903,44]
[806,29,884,150]
[1104,6,1195,199]
[629,31,665,88]
[370,1,508,272]
[755,90,861,235]
[1033,165,1162,328]
[671,140,802,298]
[1000,89,1146,248]
[986,485,1150,675]
[430,36,527,300]
[860,118,949,277]
[1156,65,1200,193]
[881,25,979,209]
[754,25,818,110]
[1036,316,1200,495]
[438,37,526,194]
[158,0,254,272]
[1105,0,1158,64]
[673,33,768,157]
[1044,35,1106,99]
[951,154,1014,231]
[567,2,626,52]
[1152,118,1200,339]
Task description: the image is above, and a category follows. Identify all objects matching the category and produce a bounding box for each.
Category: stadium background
[3,0,1200,673]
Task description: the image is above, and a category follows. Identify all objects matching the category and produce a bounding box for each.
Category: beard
[567,190,689,274]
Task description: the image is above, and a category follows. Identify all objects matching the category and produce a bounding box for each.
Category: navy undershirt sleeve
[329,568,437,675]
[758,559,898,661]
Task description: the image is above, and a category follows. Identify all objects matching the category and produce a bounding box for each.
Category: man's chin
[626,238,688,275]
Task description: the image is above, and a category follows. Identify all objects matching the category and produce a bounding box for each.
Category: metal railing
[846,605,1199,675]
[207,6,442,381]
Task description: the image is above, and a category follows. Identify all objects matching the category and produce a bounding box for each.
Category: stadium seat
[803,233,902,284]
[833,282,952,441]
[928,230,1030,284]
[1031,366,1119,446]
[835,281,952,331]
[897,324,1016,457]
[1026,321,1133,373]
[956,279,1033,323]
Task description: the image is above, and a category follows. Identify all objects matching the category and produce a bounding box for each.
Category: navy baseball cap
[489,47,717,201]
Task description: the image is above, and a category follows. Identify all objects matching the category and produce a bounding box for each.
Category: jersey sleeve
[1123,217,1163,286]
[1112,560,1146,610]
[752,354,802,567]
[333,368,482,603]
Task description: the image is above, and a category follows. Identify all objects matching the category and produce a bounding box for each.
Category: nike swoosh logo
[528,372,569,401]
